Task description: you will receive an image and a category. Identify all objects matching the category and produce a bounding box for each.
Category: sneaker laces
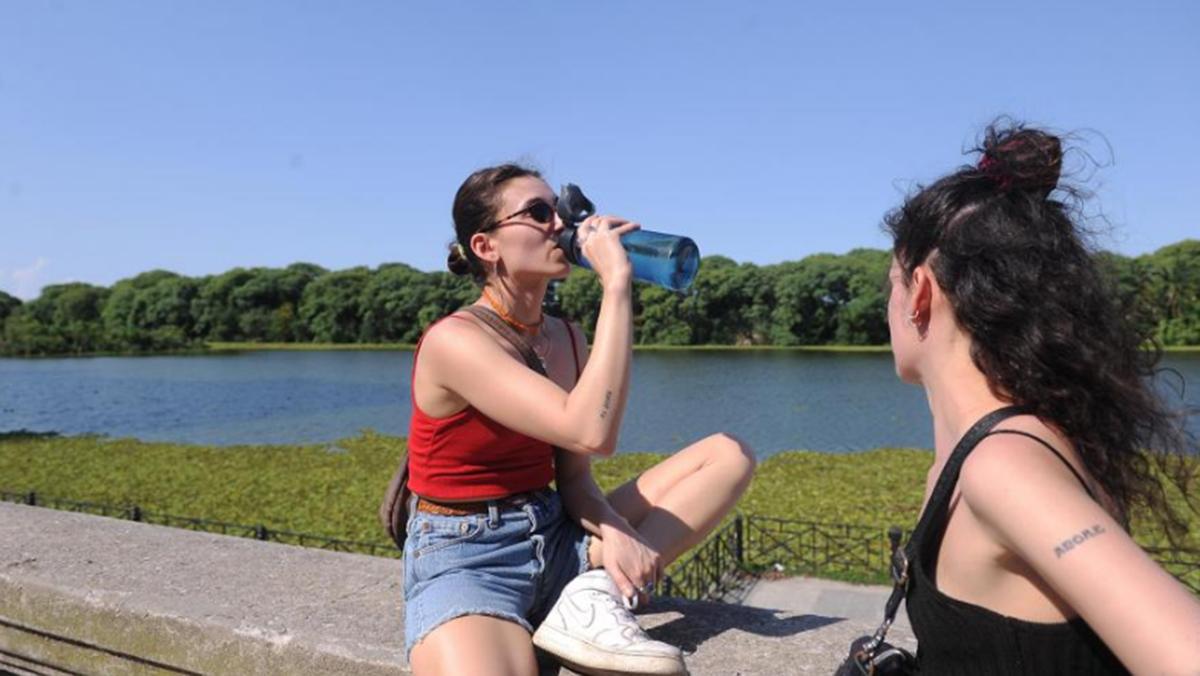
[587,586,649,639]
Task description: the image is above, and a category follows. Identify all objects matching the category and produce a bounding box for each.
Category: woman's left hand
[600,523,662,608]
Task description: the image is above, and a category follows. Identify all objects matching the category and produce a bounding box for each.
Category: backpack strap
[564,319,583,381]
[460,305,548,376]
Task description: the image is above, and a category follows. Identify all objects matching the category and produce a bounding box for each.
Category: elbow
[574,430,617,458]
[590,440,618,458]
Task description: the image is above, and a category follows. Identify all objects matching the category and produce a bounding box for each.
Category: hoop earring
[903,309,919,329]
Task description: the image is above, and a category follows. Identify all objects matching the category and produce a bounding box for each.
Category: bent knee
[709,432,757,473]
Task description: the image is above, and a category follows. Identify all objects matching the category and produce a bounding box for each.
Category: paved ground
[739,575,911,633]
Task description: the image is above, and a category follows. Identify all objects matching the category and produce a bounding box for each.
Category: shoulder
[559,318,586,342]
[550,317,588,351]
[959,420,1094,526]
[417,312,496,364]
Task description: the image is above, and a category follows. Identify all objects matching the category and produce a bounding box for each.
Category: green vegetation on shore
[0,431,928,542]
[2,431,1194,553]
[3,240,1198,357]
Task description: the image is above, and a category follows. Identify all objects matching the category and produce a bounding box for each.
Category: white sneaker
[533,569,687,676]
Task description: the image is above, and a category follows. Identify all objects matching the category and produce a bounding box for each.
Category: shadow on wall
[644,597,843,653]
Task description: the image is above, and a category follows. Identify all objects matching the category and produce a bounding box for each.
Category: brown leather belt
[415,490,546,517]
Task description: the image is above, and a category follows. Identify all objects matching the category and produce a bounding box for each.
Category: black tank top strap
[562,317,582,381]
[980,429,1096,500]
[909,405,1029,547]
[904,407,1129,674]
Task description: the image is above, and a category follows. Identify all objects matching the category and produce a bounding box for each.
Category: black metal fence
[5,489,1197,601]
[659,514,1200,601]
[658,515,901,601]
[0,489,400,559]
[742,515,892,580]
[659,516,750,602]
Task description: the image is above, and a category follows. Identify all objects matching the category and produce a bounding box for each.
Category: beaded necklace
[481,287,551,370]
[482,287,544,334]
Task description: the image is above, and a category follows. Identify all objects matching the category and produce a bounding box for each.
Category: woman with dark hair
[402,164,755,676]
[884,121,1200,673]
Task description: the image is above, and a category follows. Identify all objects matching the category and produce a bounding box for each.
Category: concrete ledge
[0,502,406,675]
[0,502,913,674]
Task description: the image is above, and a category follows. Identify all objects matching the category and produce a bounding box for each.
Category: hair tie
[452,242,467,259]
[977,154,1013,190]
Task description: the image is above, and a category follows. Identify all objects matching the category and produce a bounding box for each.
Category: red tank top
[406,314,582,501]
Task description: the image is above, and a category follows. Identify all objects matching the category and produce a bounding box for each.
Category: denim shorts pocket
[409,514,486,559]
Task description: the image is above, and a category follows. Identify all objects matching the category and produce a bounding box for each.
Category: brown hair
[447,163,542,284]
[885,119,1196,538]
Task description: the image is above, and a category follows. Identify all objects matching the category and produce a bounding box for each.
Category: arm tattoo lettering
[599,390,613,419]
[1054,524,1107,559]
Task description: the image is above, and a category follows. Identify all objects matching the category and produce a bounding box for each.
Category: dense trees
[2,240,1197,356]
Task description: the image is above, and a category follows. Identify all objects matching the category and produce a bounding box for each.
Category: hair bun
[978,126,1063,198]
[446,242,471,276]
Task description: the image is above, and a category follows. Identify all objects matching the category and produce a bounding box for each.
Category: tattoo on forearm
[599,390,613,419]
[1054,524,1106,558]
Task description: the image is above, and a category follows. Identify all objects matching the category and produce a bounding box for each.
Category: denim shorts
[402,488,590,659]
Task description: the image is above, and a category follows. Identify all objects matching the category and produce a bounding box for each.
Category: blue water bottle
[555,184,701,292]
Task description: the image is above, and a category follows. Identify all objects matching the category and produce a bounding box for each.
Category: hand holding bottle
[577,215,641,291]
[556,183,700,292]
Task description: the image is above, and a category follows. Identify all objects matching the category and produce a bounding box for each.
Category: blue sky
[1,1,1197,299]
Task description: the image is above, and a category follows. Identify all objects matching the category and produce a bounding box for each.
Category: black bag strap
[461,306,573,467]
[908,404,1029,547]
[864,404,1029,653]
[460,305,548,376]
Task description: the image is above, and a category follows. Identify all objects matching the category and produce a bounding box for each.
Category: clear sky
[1,1,1196,299]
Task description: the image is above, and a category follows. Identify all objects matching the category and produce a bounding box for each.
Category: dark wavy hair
[885,119,1195,537]
[447,163,542,284]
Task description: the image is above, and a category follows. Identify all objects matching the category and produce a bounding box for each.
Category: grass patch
[1,432,1194,586]
[0,433,928,540]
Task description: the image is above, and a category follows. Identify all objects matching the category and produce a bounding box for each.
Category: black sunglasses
[480,199,556,233]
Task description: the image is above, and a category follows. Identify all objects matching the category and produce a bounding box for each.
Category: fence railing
[660,514,1200,601]
[5,489,1198,601]
[742,515,894,581]
[0,489,400,559]
[659,516,750,602]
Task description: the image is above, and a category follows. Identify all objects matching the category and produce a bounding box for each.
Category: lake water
[2,350,1197,458]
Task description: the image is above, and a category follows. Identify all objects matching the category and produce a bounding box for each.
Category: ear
[470,232,499,265]
[909,264,934,321]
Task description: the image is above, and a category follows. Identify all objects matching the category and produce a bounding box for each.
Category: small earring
[904,309,919,328]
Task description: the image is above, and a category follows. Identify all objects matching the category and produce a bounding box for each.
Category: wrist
[601,276,632,296]
[599,518,635,538]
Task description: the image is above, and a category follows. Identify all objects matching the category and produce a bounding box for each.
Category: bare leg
[410,615,538,676]
[527,437,752,674]
[589,432,756,567]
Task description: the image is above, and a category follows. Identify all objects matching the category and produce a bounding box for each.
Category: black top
[904,409,1128,675]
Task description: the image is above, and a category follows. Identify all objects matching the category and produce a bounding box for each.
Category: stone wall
[0,502,906,675]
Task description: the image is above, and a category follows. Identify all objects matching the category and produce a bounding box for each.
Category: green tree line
[2,240,1198,356]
